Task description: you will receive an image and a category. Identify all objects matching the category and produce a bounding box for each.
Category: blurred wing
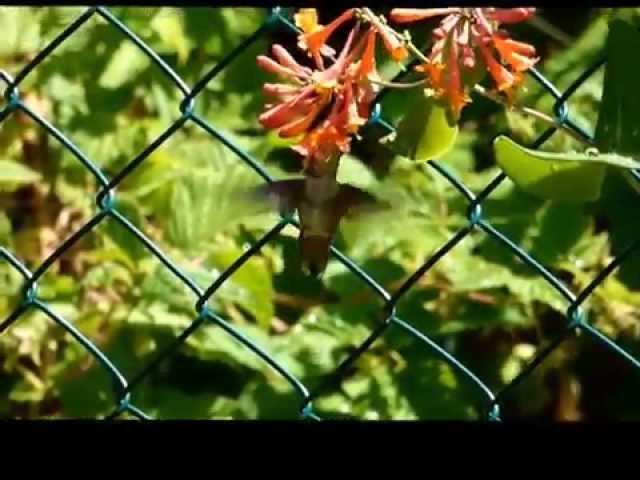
[218,179,303,225]
[335,183,420,242]
[249,179,306,215]
[336,184,394,219]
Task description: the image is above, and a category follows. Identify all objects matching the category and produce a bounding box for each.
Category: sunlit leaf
[99,41,151,89]
[0,160,41,188]
[494,135,607,203]
[150,8,191,65]
[394,91,459,162]
[207,244,274,330]
[0,7,41,60]
[102,195,149,262]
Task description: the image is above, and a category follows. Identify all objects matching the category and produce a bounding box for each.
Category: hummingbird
[249,155,387,277]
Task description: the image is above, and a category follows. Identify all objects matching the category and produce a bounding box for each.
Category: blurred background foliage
[1,6,640,420]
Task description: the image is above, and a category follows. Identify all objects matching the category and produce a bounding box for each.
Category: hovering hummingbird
[248,155,388,277]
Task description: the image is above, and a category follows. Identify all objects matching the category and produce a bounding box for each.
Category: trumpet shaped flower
[391,7,539,121]
[257,25,372,175]
[258,9,408,175]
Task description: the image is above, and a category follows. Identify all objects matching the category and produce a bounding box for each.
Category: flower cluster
[390,8,539,121]
[257,9,407,176]
[257,8,539,169]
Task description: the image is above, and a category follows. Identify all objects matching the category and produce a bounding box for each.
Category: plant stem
[473,84,595,146]
[369,79,425,89]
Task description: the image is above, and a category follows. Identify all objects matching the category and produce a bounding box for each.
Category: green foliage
[1,7,639,421]
[494,136,607,203]
[0,8,42,60]
[595,14,640,160]
[394,91,459,162]
[0,161,41,190]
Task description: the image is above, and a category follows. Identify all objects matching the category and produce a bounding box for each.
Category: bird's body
[253,156,383,276]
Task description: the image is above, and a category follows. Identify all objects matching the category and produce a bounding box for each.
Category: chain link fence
[1,6,639,420]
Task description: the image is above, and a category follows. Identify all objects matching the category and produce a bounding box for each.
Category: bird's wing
[335,184,393,219]
[249,179,306,215]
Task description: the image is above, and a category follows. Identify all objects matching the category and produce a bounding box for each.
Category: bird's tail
[298,232,332,278]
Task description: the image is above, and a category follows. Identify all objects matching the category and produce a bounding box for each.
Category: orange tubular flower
[258,8,415,174]
[295,8,355,68]
[296,8,408,70]
[390,7,539,121]
[258,21,378,175]
[357,29,377,79]
[390,8,460,23]
[362,11,409,62]
[492,33,538,72]
[445,31,469,121]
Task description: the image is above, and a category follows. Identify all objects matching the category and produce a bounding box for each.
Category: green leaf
[336,154,378,190]
[499,136,640,168]
[394,91,459,162]
[0,212,11,245]
[167,179,197,251]
[493,135,607,203]
[609,8,640,26]
[0,8,41,59]
[594,16,640,160]
[393,355,479,420]
[102,195,149,262]
[185,323,270,372]
[207,244,274,330]
[99,41,151,89]
[438,245,568,314]
[0,160,41,188]
[150,8,191,65]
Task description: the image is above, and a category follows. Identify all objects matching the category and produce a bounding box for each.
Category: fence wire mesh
[1,6,640,421]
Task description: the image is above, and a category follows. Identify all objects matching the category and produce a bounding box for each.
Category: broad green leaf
[336,154,378,190]
[185,323,271,372]
[136,262,207,314]
[118,149,179,199]
[438,245,568,314]
[128,302,192,331]
[594,16,640,160]
[0,212,11,245]
[101,195,149,262]
[9,380,46,404]
[497,136,640,169]
[38,274,78,300]
[394,91,459,162]
[150,8,191,65]
[494,135,607,203]
[82,258,135,291]
[0,8,41,59]
[55,331,139,418]
[314,392,354,418]
[0,160,41,188]
[207,244,274,330]
[167,180,197,250]
[278,310,371,377]
[529,203,592,265]
[608,8,640,25]
[99,41,151,89]
[393,355,478,420]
